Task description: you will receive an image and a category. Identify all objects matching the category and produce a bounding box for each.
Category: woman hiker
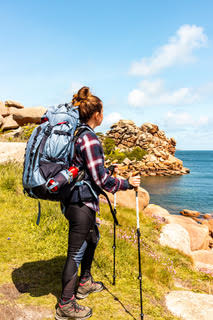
[55,86,140,320]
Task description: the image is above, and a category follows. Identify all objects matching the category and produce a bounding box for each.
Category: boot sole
[55,309,92,320]
[76,286,104,300]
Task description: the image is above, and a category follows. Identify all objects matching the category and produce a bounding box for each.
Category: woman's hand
[129,174,141,188]
[108,163,119,176]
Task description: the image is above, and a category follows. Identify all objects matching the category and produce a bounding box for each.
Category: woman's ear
[94,112,100,121]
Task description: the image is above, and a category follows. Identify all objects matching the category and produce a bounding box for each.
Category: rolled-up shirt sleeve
[80,132,131,193]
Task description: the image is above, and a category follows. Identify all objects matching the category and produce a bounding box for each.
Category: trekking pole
[134,182,144,320]
[112,168,118,286]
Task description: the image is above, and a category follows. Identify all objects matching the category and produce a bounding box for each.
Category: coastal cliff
[106,120,190,176]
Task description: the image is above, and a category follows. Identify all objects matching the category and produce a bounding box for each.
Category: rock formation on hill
[0,100,46,131]
[107,120,190,176]
[0,101,189,177]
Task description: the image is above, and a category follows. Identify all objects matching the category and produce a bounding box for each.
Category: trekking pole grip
[134,186,139,192]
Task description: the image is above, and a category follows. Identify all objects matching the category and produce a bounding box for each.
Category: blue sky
[0,0,213,149]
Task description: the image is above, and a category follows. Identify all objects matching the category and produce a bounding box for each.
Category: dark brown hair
[72,86,102,123]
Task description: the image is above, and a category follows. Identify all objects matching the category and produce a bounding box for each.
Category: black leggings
[61,203,99,299]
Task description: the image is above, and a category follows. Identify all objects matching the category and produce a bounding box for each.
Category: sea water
[141,150,213,215]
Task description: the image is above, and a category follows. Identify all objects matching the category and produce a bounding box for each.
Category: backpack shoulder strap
[72,125,92,154]
[74,125,93,140]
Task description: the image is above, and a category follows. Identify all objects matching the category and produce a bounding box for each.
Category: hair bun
[78,86,91,100]
[72,86,92,106]
[71,86,102,122]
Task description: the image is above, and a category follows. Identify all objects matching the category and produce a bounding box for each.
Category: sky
[0,0,213,150]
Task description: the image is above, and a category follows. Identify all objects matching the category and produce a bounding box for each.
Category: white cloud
[130,24,207,76]
[198,82,213,95]
[104,112,122,125]
[128,79,199,107]
[163,112,212,149]
[98,111,123,133]
[198,115,209,125]
[164,111,209,128]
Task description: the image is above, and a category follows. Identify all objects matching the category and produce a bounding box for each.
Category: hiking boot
[55,298,92,320]
[76,275,104,299]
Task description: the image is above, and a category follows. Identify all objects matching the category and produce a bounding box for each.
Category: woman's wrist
[127,177,134,189]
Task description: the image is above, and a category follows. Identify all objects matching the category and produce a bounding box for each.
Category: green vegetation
[102,136,147,163]
[0,163,212,319]
[103,137,116,155]
[20,123,38,140]
[0,123,38,142]
[127,146,147,161]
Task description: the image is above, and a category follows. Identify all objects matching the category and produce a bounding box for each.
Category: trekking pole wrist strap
[97,187,119,225]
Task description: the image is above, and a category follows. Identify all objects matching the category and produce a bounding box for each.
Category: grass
[0,162,212,320]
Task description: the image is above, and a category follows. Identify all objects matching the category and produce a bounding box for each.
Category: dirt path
[0,142,26,163]
[0,283,53,320]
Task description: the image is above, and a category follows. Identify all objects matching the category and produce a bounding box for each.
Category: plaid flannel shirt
[72,125,130,212]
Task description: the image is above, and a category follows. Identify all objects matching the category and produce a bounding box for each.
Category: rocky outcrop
[180,209,201,217]
[107,120,189,176]
[202,219,213,237]
[2,127,23,139]
[1,115,19,131]
[203,214,213,219]
[159,223,191,255]
[5,100,24,109]
[144,204,170,219]
[9,106,46,126]
[192,250,213,265]
[165,215,209,251]
[183,223,209,251]
[145,203,213,274]
[102,186,150,212]
[0,101,9,117]
[0,115,3,126]
[0,100,46,131]
[166,291,213,320]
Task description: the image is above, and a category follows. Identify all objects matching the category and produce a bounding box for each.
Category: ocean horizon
[141,150,213,215]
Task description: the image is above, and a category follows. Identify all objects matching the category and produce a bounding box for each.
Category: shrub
[20,123,38,140]
[126,146,147,161]
[105,149,126,163]
[103,137,115,155]
[96,132,104,139]
[104,144,147,163]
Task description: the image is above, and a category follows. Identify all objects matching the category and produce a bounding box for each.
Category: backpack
[22,103,81,203]
[22,102,118,225]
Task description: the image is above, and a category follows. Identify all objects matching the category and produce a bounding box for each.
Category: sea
[141,150,213,215]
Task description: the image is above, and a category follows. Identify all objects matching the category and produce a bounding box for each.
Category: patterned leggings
[61,203,99,299]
